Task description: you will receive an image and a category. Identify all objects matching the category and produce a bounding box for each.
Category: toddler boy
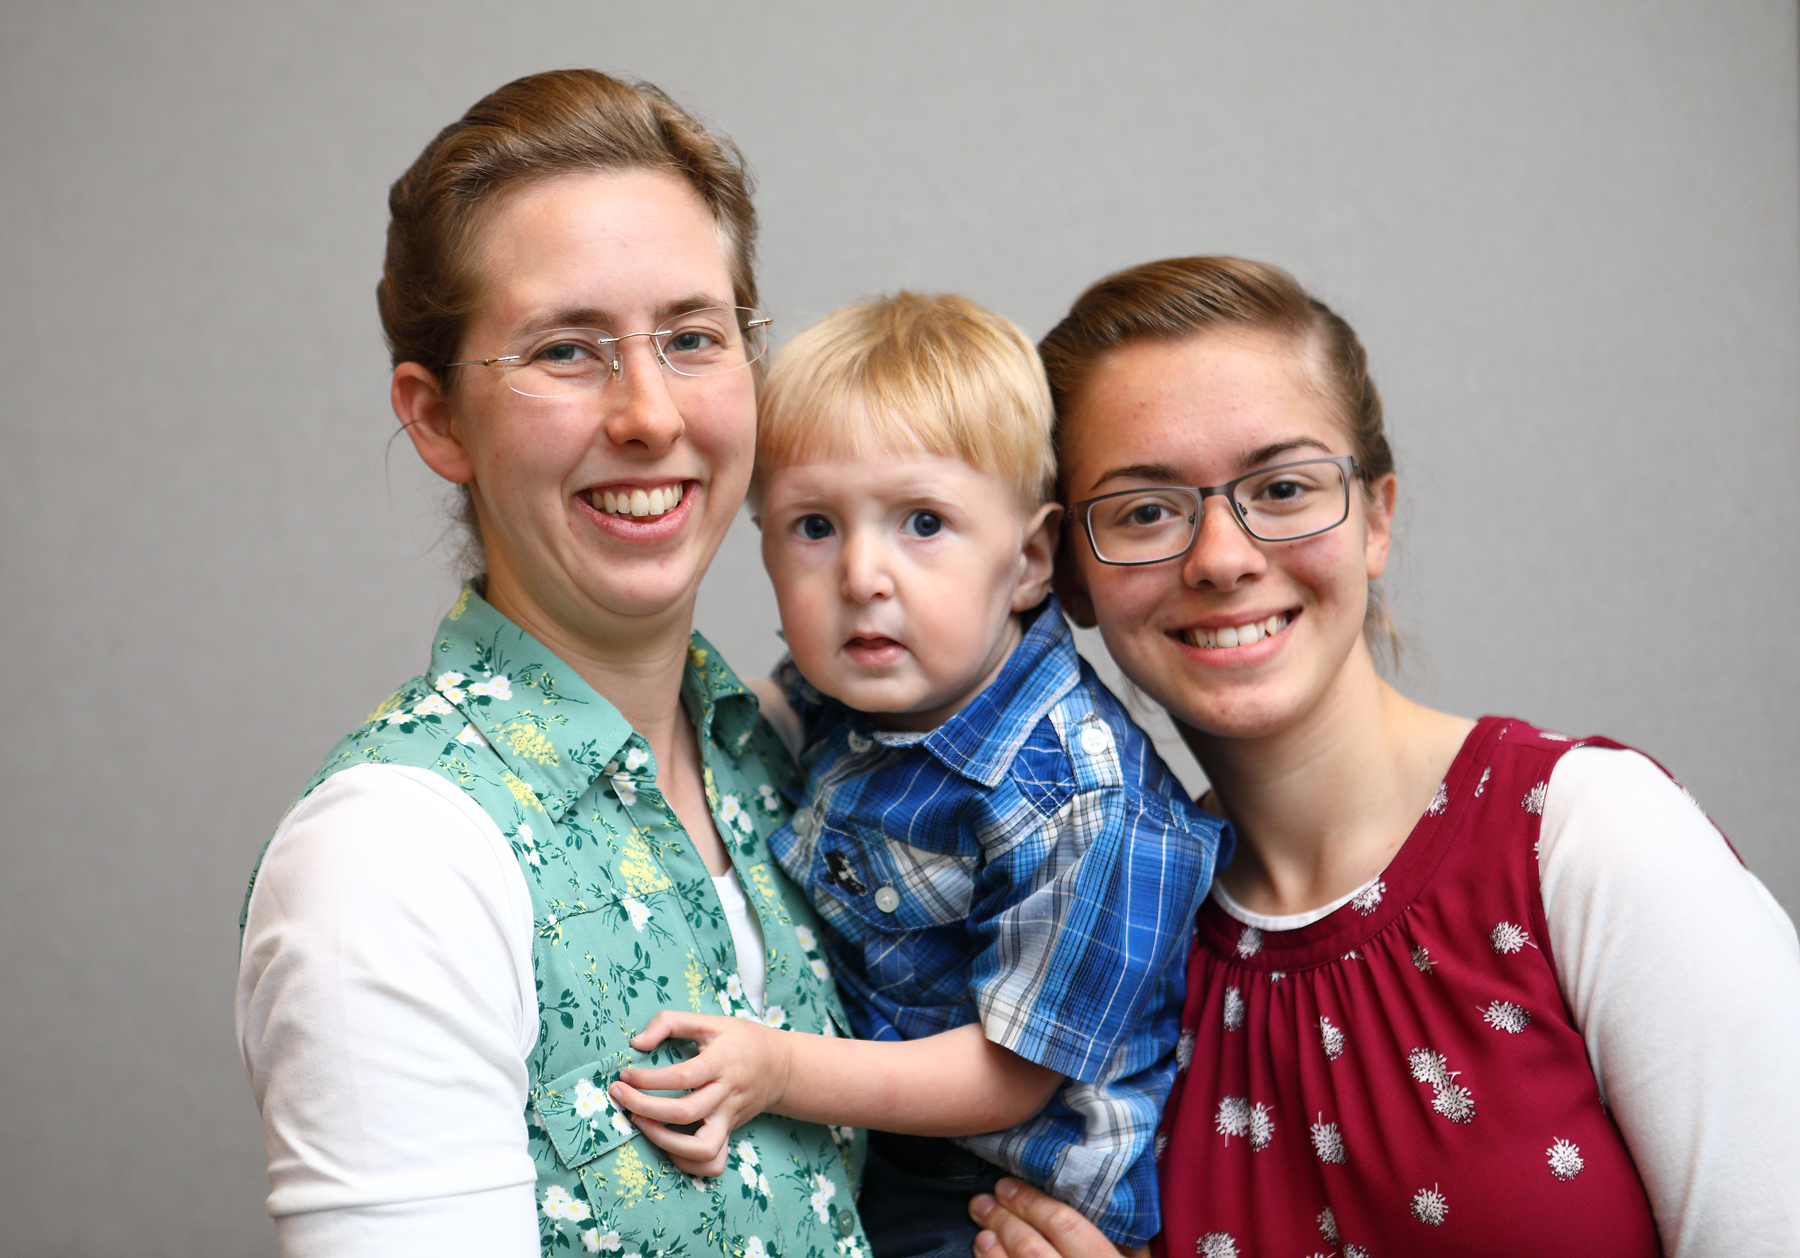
[612,293,1228,1256]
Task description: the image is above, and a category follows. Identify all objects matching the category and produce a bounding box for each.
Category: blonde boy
[612,294,1229,1255]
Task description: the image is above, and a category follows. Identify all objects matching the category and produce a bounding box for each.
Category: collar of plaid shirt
[862,597,1080,789]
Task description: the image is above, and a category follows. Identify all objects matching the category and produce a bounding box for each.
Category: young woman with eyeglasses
[235,71,868,1258]
[965,257,1800,1255]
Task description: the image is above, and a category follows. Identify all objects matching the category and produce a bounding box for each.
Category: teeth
[593,483,684,520]
[1183,613,1290,650]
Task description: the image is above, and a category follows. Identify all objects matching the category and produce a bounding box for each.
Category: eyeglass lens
[500,308,768,397]
[1086,459,1352,562]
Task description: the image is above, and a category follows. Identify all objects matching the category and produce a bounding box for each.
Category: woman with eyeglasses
[235,71,868,1258]
[966,258,1800,1255]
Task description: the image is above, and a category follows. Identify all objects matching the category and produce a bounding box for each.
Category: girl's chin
[1178,704,1300,745]
[1135,665,1305,745]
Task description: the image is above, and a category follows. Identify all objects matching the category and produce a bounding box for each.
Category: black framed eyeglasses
[446,307,771,398]
[1075,455,1366,565]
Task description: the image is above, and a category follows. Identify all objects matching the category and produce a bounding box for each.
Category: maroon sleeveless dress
[1155,717,1663,1257]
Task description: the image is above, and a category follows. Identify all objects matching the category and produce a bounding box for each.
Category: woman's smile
[584,480,688,519]
[1172,610,1295,653]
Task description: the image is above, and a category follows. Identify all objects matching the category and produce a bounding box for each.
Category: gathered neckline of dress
[1194,715,1508,973]
[1209,877,1370,931]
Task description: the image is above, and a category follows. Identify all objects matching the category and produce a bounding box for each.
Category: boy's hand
[610,1010,794,1177]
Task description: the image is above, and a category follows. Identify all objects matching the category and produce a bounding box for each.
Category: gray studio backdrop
[2,3,1796,1254]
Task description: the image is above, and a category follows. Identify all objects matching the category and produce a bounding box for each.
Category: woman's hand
[610,1010,794,1177]
[969,1179,1148,1258]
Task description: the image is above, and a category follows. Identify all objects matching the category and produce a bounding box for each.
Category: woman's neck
[1185,651,1474,918]
[482,577,694,762]
[484,577,734,875]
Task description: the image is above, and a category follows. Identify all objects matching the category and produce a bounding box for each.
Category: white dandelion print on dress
[1310,1114,1346,1164]
[1249,1102,1274,1150]
[1343,1247,1370,1258]
[1236,925,1263,958]
[1483,1000,1531,1034]
[1474,764,1491,797]
[1490,921,1533,955]
[1319,1015,1346,1061]
[1408,1047,1476,1123]
[1432,1083,1476,1124]
[1176,1028,1196,1069]
[1351,880,1386,916]
[1548,1138,1584,1181]
[1196,1233,1238,1258]
[1521,782,1548,815]
[1215,1096,1249,1141]
[1411,943,1435,974]
[1317,1207,1339,1243]
[1214,1095,1274,1150]
[1223,986,1245,1031]
[1408,1048,1450,1087]
[1411,1185,1449,1227]
[1427,782,1449,815]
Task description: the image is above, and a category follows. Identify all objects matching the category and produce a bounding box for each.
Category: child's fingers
[629,1009,733,1052]
[609,1078,724,1127]
[630,1112,731,1178]
[616,1052,720,1093]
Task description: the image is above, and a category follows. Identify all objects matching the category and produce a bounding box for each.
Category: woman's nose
[1180,495,1267,590]
[601,337,685,453]
[840,532,894,603]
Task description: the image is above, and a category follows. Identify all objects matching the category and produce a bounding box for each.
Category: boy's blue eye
[797,515,834,541]
[904,511,943,539]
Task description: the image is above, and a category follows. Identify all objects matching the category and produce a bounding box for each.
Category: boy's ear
[1011,502,1063,613]
[1050,528,1098,628]
[393,362,474,485]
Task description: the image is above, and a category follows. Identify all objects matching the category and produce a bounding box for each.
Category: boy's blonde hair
[753,292,1056,508]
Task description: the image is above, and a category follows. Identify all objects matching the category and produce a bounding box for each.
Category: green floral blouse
[244,584,868,1258]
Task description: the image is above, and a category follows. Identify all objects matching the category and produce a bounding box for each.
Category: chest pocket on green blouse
[534,1056,641,1170]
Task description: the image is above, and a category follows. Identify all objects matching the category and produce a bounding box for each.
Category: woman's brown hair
[1039,256,1401,664]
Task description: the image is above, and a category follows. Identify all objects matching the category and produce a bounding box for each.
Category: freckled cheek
[1278,542,1358,608]
[1085,569,1168,645]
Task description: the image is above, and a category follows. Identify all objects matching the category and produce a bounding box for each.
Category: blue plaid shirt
[767,600,1230,1246]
